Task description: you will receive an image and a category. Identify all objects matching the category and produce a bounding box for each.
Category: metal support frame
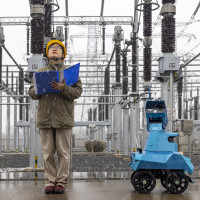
[112,26,123,154]
[6,95,10,151]
[183,66,188,119]
[198,87,200,119]
[29,99,43,169]
[113,87,122,154]
[0,45,3,153]
[130,93,140,152]
[5,66,10,151]
[141,97,147,149]
[102,24,106,55]
[14,79,18,151]
[129,0,140,152]
[81,25,100,122]
[161,78,175,131]
[121,47,130,155]
[123,107,129,155]
[64,24,68,52]
[2,46,22,70]
[170,71,174,132]
[14,98,17,151]
[0,45,21,152]
[189,90,193,120]
[0,16,133,26]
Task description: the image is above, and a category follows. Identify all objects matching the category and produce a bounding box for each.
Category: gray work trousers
[39,128,72,187]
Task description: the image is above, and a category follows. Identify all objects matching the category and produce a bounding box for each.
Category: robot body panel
[130,100,194,194]
[130,151,193,174]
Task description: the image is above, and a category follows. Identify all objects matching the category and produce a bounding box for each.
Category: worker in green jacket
[28,40,82,194]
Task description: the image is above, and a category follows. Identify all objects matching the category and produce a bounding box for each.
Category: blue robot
[129,100,194,194]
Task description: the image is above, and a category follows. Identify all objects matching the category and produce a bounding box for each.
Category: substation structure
[0,0,200,169]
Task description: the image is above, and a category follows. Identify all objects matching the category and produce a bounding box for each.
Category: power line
[177,1,200,38]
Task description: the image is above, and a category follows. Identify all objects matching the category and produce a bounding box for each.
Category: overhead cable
[177,1,200,38]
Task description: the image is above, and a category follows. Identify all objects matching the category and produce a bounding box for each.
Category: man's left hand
[50,78,66,91]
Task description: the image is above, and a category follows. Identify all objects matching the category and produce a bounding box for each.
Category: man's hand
[50,78,66,91]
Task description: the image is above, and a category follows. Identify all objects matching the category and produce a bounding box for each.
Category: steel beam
[75,121,111,126]
[0,16,133,26]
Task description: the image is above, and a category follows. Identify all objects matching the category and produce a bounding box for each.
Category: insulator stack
[194,97,198,120]
[122,52,128,97]
[98,97,104,121]
[30,0,44,54]
[115,44,121,83]
[143,1,152,82]
[31,19,44,54]
[161,18,175,53]
[162,0,175,4]
[43,3,52,56]
[113,26,122,84]
[44,4,52,37]
[88,108,92,121]
[132,37,137,64]
[143,47,152,82]
[93,108,97,121]
[161,0,176,53]
[104,67,110,120]
[31,0,44,4]
[132,37,137,92]
[143,2,152,37]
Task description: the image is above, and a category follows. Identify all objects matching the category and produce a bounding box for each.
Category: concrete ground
[0,179,200,200]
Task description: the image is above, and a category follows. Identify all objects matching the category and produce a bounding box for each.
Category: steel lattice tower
[81,25,102,121]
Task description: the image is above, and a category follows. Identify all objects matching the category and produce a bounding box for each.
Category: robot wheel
[165,171,189,194]
[131,170,156,194]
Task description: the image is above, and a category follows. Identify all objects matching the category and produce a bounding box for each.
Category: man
[28,40,82,194]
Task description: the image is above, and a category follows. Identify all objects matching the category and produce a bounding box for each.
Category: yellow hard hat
[46,40,67,60]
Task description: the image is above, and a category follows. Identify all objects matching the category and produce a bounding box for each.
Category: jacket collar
[48,61,64,71]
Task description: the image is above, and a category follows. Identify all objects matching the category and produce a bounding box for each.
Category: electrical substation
[1,0,200,199]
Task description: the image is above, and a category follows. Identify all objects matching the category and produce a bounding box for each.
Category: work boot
[54,185,65,194]
[44,186,55,194]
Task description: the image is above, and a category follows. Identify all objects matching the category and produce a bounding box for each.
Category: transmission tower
[81,25,101,121]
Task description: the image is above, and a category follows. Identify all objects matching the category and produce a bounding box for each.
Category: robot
[129,100,194,194]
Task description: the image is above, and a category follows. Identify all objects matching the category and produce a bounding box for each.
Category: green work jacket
[28,62,82,128]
